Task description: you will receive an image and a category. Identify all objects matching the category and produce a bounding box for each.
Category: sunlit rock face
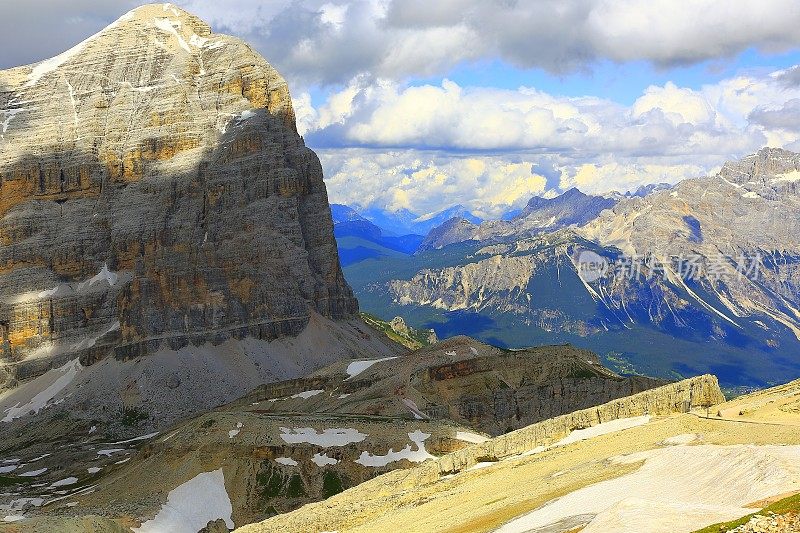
[0,4,357,386]
[380,148,800,388]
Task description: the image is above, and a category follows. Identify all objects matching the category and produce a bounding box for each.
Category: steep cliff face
[0,4,357,389]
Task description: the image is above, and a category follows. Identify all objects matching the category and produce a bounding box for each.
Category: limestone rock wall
[0,4,357,386]
[435,374,725,473]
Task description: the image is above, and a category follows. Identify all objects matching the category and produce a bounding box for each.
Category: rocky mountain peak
[718,146,800,184]
[417,216,481,251]
[0,4,358,391]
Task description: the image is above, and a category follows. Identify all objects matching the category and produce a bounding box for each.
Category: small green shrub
[120,407,149,427]
[322,471,345,498]
[285,474,306,498]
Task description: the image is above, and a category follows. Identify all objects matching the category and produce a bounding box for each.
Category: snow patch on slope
[345,357,398,380]
[774,170,800,182]
[1,359,82,423]
[355,430,434,467]
[133,469,233,533]
[496,444,800,533]
[291,389,324,400]
[554,416,651,447]
[455,431,490,444]
[279,427,368,447]
[153,18,191,53]
[311,453,339,466]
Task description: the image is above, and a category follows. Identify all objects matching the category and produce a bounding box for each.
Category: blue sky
[299,46,800,113]
[3,0,800,218]
[427,49,800,104]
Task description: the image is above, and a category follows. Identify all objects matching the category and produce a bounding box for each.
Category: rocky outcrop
[516,187,617,229]
[418,217,481,251]
[434,374,724,473]
[241,335,667,436]
[719,147,800,192]
[728,513,800,533]
[390,253,539,313]
[389,316,411,336]
[0,5,357,388]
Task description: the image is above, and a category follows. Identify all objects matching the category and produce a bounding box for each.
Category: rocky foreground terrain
[0,329,669,528]
[239,377,800,533]
[237,335,666,436]
[728,513,800,533]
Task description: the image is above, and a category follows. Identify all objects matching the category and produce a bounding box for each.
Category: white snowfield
[290,389,324,400]
[96,449,125,457]
[506,416,652,461]
[11,265,122,305]
[229,422,243,439]
[108,432,159,445]
[496,444,800,533]
[18,468,47,477]
[1,359,82,423]
[133,469,234,533]
[1,497,44,523]
[553,416,651,447]
[279,427,368,447]
[402,398,428,420]
[455,431,490,444]
[344,357,398,380]
[775,169,800,182]
[275,457,299,466]
[311,453,339,466]
[355,430,434,467]
[49,477,78,488]
[77,264,119,291]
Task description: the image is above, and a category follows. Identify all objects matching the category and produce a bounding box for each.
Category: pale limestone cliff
[0,4,358,390]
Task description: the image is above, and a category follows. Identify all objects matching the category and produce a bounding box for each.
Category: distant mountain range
[419,187,618,251]
[342,148,800,390]
[330,203,485,266]
[333,189,623,260]
[357,204,483,236]
[330,204,424,265]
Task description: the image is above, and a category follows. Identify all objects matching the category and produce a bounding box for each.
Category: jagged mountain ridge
[357,204,482,237]
[350,148,800,388]
[418,187,617,251]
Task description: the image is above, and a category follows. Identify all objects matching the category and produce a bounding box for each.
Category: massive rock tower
[0,4,359,391]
